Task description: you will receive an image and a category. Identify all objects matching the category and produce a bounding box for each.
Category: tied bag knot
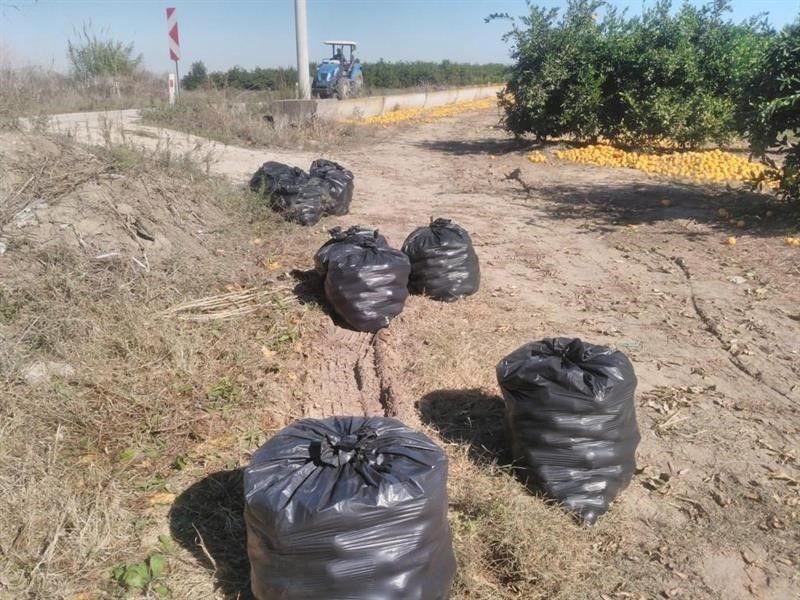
[319,426,379,468]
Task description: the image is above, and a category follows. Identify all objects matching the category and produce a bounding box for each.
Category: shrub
[181,61,208,91]
[67,23,143,83]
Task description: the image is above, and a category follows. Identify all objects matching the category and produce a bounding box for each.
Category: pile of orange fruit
[526,151,547,163]
[350,98,495,126]
[555,144,776,186]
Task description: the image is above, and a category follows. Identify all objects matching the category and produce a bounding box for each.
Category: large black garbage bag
[324,241,410,332]
[401,218,480,301]
[244,416,457,600]
[310,158,355,216]
[496,338,640,524]
[313,225,389,277]
[271,176,327,226]
[249,161,325,226]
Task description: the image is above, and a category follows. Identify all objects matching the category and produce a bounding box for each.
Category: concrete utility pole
[294,0,311,99]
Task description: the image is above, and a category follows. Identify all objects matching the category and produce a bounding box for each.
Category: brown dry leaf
[148,492,176,506]
[710,490,730,507]
[741,549,757,565]
[668,566,689,580]
[769,472,799,486]
[78,453,100,465]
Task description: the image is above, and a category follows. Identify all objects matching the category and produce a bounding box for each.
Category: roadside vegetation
[0,25,163,120]
[0,131,308,598]
[139,92,361,151]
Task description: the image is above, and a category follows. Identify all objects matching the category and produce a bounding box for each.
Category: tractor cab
[312,41,364,100]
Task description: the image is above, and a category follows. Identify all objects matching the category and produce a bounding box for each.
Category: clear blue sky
[1,0,797,73]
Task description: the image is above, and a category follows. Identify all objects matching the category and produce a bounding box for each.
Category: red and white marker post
[168,73,176,105]
[166,7,181,100]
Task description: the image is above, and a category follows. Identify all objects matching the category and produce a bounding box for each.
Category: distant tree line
[180,60,509,91]
[362,60,509,88]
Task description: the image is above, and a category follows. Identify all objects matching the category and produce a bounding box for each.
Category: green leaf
[122,563,150,589]
[172,454,188,471]
[148,553,166,579]
[158,534,175,553]
[111,565,126,582]
[119,447,137,462]
[153,583,172,598]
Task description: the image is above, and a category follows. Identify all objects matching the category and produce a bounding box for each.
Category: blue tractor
[312,41,364,100]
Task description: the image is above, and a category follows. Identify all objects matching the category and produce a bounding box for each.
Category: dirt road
[19,107,800,597]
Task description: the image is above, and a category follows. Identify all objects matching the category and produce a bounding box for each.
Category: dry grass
[0,132,311,598]
[141,89,363,151]
[0,67,166,124]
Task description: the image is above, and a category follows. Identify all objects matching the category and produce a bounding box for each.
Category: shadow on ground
[417,137,532,156]
[418,388,511,466]
[290,267,326,306]
[507,172,799,238]
[170,469,253,600]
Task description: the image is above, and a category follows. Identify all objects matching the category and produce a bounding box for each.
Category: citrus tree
[494,0,773,147]
[743,20,800,201]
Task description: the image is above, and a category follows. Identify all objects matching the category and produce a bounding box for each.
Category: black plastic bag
[310,158,354,216]
[496,338,640,524]
[249,161,325,226]
[313,225,388,277]
[401,218,480,301]
[324,240,410,332]
[271,176,327,226]
[244,416,457,600]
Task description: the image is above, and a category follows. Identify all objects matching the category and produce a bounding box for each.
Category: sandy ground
[11,107,800,597]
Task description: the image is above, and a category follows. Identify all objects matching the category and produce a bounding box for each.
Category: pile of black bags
[249,159,354,226]
[244,416,456,600]
[402,218,480,301]
[496,337,640,524]
[312,218,481,332]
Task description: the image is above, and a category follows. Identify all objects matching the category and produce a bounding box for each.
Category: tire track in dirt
[372,329,415,423]
[297,322,413,420]
[298,323,381,417]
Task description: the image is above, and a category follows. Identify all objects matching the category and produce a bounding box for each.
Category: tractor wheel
[335,79,350,100]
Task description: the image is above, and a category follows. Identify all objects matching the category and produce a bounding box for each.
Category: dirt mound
[0,133,229,274]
